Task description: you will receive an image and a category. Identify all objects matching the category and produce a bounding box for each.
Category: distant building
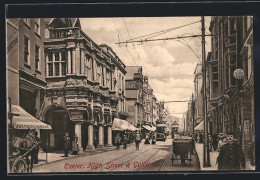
[125,66,143,127]
[194,64,203,126]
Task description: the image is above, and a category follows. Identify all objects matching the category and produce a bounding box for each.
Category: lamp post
[201,16,211,167]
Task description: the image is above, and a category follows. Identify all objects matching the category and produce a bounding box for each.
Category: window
[23,18,30,27]
[24,36,30,65]
[211,64,218,98]
[225,53,237,88]
[243,16,253,38]
[106,70,110,89]
[34,18,40,35]
[242,49,249,81]
[96,64,101,84]
[214,34,219,60]
[35,45,40,71]
[47,52,66,77]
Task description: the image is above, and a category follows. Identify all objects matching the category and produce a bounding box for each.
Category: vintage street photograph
[6,16,255,173]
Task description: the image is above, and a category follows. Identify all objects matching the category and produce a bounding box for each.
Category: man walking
[63,132,70,157]
[135,131,141,150]
[217,132,245,170]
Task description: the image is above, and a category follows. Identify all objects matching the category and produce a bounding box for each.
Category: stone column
[106,126,113,149]
[67,49,71,74]
[74,122,83,152]
[81,49,85,75]
[86,98,96,152]
[86,123,96,152]
[96,124,105,150]
[75,47,80,75]
[72,49,76,74]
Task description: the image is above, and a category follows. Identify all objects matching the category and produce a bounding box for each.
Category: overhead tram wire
[122,18,156,90]
[112,18,138,66]
[125,20,201,42]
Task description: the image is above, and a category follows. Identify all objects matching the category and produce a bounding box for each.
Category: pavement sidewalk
[195,143,255,171]
[34,141,141,167]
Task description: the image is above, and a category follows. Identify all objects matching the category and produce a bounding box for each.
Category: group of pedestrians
[194,131,250,170]
[114,131,147,150]
[63,132,80,157]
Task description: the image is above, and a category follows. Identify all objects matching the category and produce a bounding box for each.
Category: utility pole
[201,16,211,167]
[192,93,195,137]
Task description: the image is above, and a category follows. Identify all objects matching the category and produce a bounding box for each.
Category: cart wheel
[12,158,28,173]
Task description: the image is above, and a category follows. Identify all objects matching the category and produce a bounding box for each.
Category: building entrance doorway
[43,107,74,151]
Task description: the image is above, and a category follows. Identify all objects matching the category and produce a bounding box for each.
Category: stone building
[193,64,203,126]
[207,16,254,153]
[125,66,144,127]
[38,18,126,152]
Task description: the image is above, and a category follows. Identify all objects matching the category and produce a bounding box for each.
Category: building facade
[207,16,254,153]
[7,18,47,121]
[38,18,126,152]
[193,64,203,126]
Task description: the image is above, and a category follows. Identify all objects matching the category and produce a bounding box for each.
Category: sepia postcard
[6,15,255,173]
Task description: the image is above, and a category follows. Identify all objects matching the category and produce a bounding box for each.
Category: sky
[80,17,211,119]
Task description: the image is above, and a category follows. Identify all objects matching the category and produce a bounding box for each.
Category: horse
[12,129,40,173]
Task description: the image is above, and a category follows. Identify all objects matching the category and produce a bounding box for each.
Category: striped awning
[11,105,52,130]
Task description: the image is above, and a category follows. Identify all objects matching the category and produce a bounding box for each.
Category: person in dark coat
[151,135,156,145]
[33,131,40,164]
[217,132,245,170]
[123,135,128,149]
[248,141,255,166]
[144,134,150,144]
[199,133,203,143]
[194,133,198,142]
[212,134,219,151]
[63,132,70,157]
[115,133,121,150]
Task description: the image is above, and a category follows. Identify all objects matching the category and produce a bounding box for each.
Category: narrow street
[32,137,200,173]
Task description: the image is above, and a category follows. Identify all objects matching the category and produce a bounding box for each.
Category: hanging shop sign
[233,69,245,79]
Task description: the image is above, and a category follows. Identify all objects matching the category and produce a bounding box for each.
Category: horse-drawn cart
[9,133,40,173]
[171,137,194,166]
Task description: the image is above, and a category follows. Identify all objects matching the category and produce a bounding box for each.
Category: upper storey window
[47,52,66,77]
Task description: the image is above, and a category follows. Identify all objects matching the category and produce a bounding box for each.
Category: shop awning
[10,105,52,130]
[194,121,204,131]
[112,118,138,131]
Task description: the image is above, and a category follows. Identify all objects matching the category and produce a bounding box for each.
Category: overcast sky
[80,17,211,118]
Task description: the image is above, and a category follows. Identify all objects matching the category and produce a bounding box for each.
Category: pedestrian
[115,133,122,150]
[63,132,70,157]
[217,132,245,170]
[72,137,79,155]
[144,133,150,144]
[123,135,128,149]
[217,135,227,152]
[33,131,40,164]
[151,135,156,145]
[248,141,255,166]
[135,131,141,150]
[194,133,198,142]
[212,134,219,151]
[208,134,212,151]
[199,133,203,143]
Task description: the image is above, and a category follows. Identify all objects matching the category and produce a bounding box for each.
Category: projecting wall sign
[233,69,245,79]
